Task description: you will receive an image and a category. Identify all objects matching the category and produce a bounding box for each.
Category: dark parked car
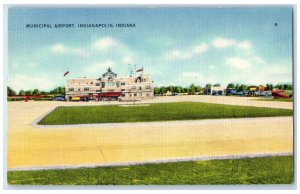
[52,96,66,101]
[226,89,237,96]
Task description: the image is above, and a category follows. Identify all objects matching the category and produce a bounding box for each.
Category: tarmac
[7,95,293,170]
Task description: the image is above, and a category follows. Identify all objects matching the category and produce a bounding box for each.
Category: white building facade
[65,68,154,101]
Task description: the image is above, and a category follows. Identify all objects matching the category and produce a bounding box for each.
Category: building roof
[102,67,117,79]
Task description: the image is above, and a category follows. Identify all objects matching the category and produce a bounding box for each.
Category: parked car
[226,89,237,96]
[236,91,245,96]
[260,91,272,97]
[71,96,80,101]
[52,96,65,101]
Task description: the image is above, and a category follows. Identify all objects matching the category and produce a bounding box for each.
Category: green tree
[57,86,65,94]
[235,84,240,91]
[182,87,188,93]
[275,84,283,90]
[175,86,182,93]
[213,83,221,87]
[238,84,247,92]
[19,90,25,96]
[189,84,196,95]
[33,89,40,95]
[167,86,175,93]
[266,84,273,91]
[160,86,167,94]
[50,87,61,94]
[41,91,50,95]
[154,87,160,95]
[283,84,292,90]
[205,83,212,89]
[227,83,235,89]
[7,86,16,96]
[195,86,202,93]
[25,90,33,96]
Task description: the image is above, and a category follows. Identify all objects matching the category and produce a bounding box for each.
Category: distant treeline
[7,83,293,97]
[154,83,293,95]
[7,86,65,96]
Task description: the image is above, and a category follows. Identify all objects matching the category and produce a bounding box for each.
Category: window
[108,89,114,92]
[78,88,81,91]
[96,83,101,86]
[116,82,120,87]
[134,93,137,97]
[122,94,126,97]
[69,88,74,92]
[121,82,126,86]
[146,93,150,97]
[131,86,136,89]
[107,82,114,86]
[84,87,89,91]
[101,82,105,88]
[144,79,147,82]
[139,86,142,90]
[121,89,125,92]
[145,85,151,89]
[96,90,101,92]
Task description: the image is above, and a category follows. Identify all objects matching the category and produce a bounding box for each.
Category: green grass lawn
[7,156,293,185]
[38,102,293,125]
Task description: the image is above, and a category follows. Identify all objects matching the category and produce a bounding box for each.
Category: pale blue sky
[8,7,293,91]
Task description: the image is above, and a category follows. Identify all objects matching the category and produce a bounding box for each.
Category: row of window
[69,87,90,92]
[121,93,151,97]
[67,87,152,97]
[128,93,151,97]
[131,85,151,90]
[68,85,151,92]
[81,81,149,87]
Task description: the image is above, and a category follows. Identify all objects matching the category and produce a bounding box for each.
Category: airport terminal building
[65,67,154,101]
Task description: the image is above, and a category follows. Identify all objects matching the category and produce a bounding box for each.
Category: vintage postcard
[5,6,294,186]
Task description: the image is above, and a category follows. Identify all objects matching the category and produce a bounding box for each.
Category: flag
[63,71,69,77]
[136,68,143,72]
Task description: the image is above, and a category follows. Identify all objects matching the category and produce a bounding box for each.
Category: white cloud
[51,44,67,53]
[237,40,252,50]
[151,69,163,76]
[221,63,292,85]
[252,56,265,64]
[164,49,190,60]
[51,43,89,57]
[85,59,115,75]
[73,48,90,57]
[122,56,134,64]
[181,72,203,80]
[10,61,39,69]
[164,43,208,60]
[212,38,237,49]
[226,57,251,69]
[93,37,118,50]
[212,37,251,50]
[8,74,56,91]
[92,37,137,68]
[193,44,209,54]
[176,71,214,86]
[172,49,191,59]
